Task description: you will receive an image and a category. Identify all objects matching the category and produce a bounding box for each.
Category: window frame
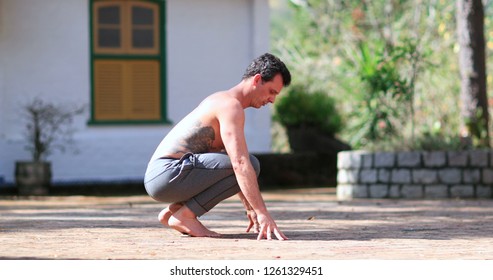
[89,0,169,125]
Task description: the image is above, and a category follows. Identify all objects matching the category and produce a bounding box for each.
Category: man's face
[253,74,284,108]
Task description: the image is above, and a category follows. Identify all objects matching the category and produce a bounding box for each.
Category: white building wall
[0,0,271,185]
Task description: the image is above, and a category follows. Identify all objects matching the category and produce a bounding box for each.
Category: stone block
[391,169,411,184]
[361,153,373,168]
[337,169,359,184]
[378,169,390,183]
[482,169,493,184]
[337,184,368,200]
[469,150,489,167]
[423,151,446,167]
[397,152,421,167]
[438,168,461,184]
[360,169,377,183]
[424,185,448,198]
[338,151,366,169]
[369,184,388,198]
[463,169,480,183]
[336,184,353,201]
[476,185,492,198]
[389,185,400,198]
[448,151,468,167]
[374,152,395,168]
[353,184,369,198]
[401,185,423,198]
[412,169,438,184]
[450,185,474,198]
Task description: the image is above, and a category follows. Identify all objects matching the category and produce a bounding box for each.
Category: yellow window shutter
[94,60,126,120]
[94,59,161,121]
[127,60,161,120]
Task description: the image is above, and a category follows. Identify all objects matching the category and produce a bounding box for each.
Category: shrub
[273,84,342,137]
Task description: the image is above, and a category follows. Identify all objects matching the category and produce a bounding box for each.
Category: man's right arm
[217,101,287,240]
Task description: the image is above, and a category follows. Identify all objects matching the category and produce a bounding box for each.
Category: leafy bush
[273,85,342,137]
[346,40,426,148]
[271,1,473,152]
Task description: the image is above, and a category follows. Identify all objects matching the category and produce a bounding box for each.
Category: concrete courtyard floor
[1,187,493,260]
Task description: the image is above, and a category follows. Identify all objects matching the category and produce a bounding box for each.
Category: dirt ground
[1,187,493,260]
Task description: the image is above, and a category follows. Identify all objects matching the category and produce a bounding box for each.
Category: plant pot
[286,126,351,154]
[15,161,52,195]
[286,126,323,152]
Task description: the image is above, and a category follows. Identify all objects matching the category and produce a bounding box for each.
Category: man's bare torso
[150,93,234,161]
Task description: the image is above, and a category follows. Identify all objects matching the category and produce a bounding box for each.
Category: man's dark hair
[242,53,291,86]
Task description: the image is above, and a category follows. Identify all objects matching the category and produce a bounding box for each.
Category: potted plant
[273,84,350,153]
[15,98,84,195]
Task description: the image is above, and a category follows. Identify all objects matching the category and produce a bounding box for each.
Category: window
[90,0,167,123]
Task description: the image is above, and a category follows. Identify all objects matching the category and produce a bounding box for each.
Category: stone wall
[337,150,493,200]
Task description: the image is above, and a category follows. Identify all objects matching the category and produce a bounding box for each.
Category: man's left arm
[238,191,259,233]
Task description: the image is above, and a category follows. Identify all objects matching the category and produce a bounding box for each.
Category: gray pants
[144,153,260,216]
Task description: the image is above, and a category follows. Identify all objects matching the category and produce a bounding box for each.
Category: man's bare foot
[168,206,221,237]
[158,202,183,227]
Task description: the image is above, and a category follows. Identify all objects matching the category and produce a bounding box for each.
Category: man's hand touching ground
[256,213,288,241]
[245,209,260,233]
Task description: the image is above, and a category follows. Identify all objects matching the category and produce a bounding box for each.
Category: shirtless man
[144,53,291,240]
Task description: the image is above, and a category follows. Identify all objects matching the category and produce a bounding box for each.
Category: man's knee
[249,154,261,177]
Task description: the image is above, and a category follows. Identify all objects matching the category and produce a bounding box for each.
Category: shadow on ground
[2,198,491,242]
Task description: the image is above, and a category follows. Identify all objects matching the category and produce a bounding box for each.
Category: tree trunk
[456,0,489,147]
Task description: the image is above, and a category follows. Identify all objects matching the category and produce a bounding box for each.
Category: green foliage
[413,134,463,152]
[465,108,490,148]
[354,121,464,152]
[270,0,485,151]
[273,84,342,137]
[407,121,463,151]
[347,39,428,148]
